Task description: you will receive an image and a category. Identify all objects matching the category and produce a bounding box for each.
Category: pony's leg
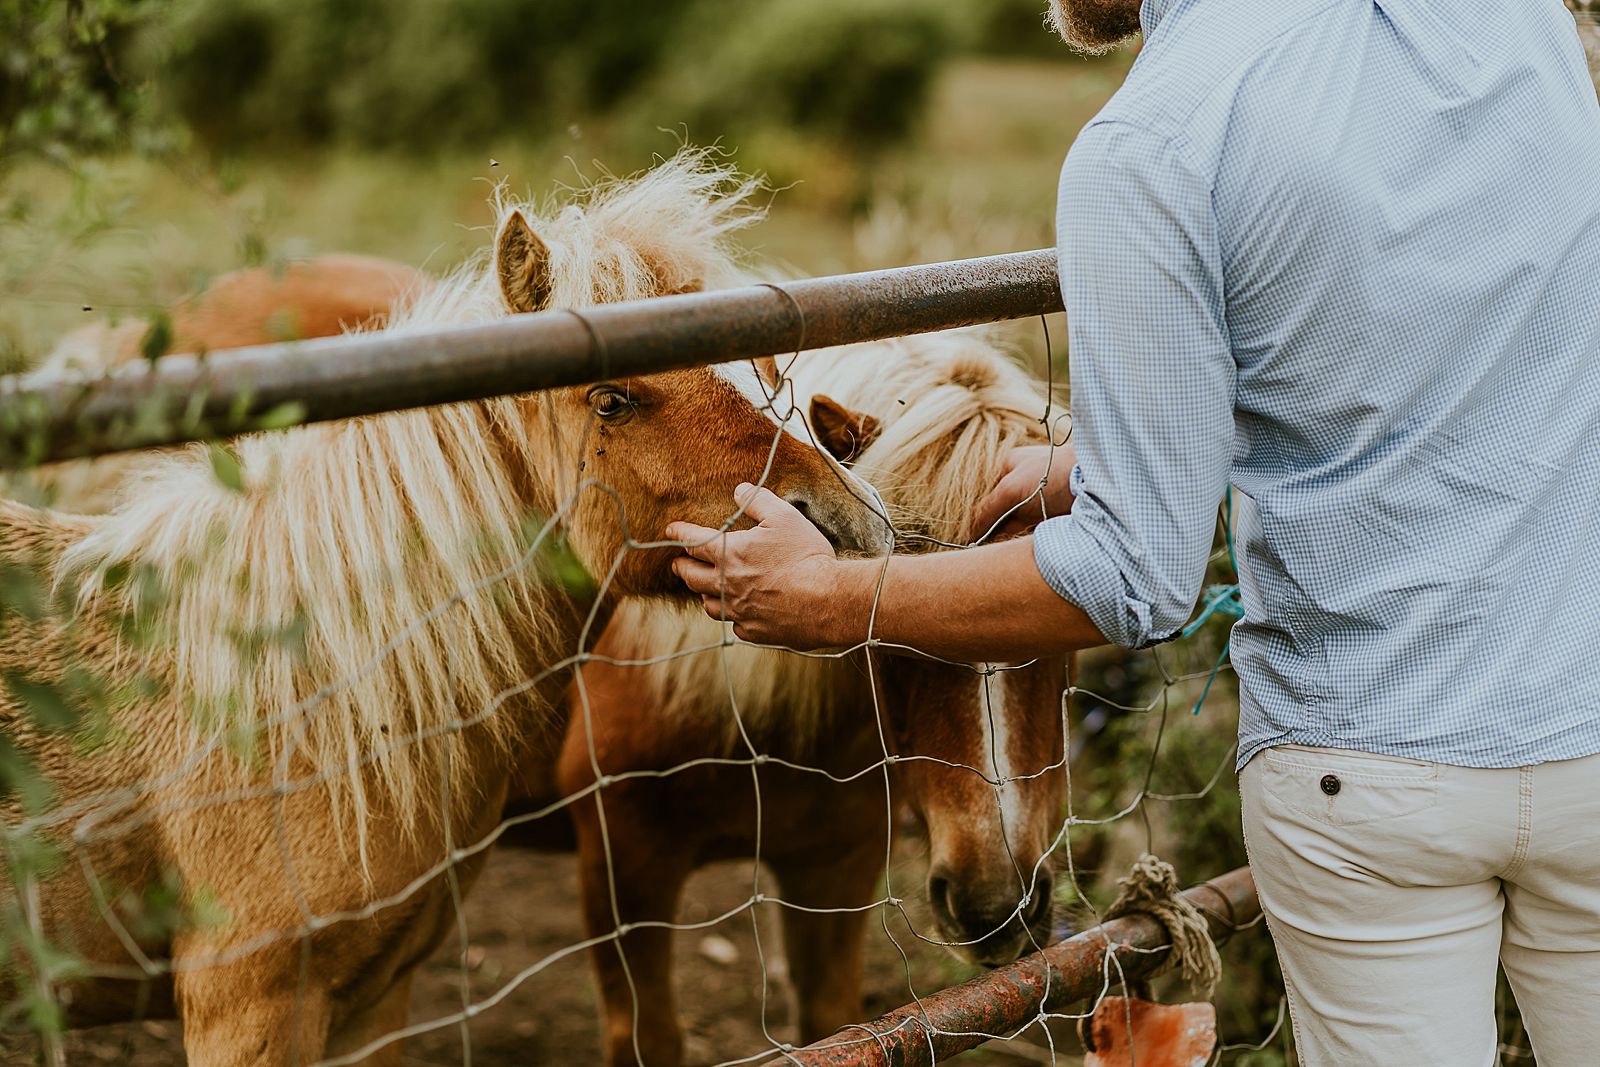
[771,847,883,1044]
[574,791,693,1067]
[322,971,414,1067]
[175,949,332,1067]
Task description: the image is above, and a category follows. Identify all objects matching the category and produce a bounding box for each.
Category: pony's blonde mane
[784,332,1057,546]
[54,149,764,852]
[385,149,761,336]
[614,331,1059,752]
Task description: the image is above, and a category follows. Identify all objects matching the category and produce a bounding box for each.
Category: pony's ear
[753,355,781,387]
[495,210,553,313]
[810,394,881,464]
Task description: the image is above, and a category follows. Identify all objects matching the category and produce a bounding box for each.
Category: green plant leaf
[254,400,307,431]
[3,673,82,733]
[139,310,173,364]
[206,442,246,492]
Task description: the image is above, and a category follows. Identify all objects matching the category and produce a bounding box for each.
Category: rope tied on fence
[1104,853,1221,1000]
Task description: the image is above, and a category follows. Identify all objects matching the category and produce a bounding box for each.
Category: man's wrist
[820,557,878,648]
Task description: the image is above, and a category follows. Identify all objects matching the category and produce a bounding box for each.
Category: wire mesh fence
[0,150,1286,1067]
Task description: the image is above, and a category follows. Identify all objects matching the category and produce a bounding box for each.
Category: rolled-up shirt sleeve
[1033,120,1234,649]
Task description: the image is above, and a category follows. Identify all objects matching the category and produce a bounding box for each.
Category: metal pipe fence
[0,249,1061,468]
[760,867,1260,1067]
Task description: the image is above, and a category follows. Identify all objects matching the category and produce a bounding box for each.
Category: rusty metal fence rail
[0,249,1061,467]
[762,868,1260,1067]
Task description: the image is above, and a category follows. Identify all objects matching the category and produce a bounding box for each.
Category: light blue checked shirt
[1032,0,1600,768]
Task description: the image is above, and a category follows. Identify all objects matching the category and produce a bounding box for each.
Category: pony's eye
[588,387,634,420]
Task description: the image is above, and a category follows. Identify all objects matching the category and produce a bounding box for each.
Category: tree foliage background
[1,0,168,166]
[3,0,1080,166]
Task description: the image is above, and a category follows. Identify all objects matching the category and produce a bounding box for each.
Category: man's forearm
[825,537,1108,662]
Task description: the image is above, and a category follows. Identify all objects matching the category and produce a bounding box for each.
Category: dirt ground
[1,833,1083,1066]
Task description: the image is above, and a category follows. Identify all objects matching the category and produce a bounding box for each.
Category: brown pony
[13,254,430,513]
[0,151,885,1066]
[547,334,1070,1066]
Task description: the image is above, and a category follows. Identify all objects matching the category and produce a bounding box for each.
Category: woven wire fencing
[0,160,1284,1067]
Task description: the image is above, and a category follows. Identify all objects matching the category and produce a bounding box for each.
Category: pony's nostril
[1025,882,1054,929]
[786,495,846,552]
[927,874,954,923]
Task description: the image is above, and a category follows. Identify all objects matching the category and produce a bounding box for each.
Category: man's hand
[666,483,858,649]
[666,473,1106,661]
[970,442,1078,542]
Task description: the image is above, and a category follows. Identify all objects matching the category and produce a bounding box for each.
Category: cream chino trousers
[1240,744,1600,1066]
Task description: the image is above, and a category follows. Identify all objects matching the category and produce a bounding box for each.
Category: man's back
[1049,0,1600,766]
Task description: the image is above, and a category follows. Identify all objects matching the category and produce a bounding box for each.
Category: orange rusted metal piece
[1083,997,1217,1067]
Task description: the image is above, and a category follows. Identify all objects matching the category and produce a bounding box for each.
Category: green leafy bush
[136,0,968,155]
[0,0,169,167]
[635,0,968,152]
[969,0,1065,57]
[138,0,729,152]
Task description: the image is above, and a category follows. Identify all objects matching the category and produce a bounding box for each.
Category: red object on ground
[1083,997,1217,1067]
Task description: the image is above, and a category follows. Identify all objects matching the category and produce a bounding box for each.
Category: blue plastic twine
[1179,489,1241,715]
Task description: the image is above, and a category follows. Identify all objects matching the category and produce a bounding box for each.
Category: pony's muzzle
[929,868,1056,966]
[784,476,891,558]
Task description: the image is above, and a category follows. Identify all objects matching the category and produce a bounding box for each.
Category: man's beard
[1045,0,1144,54]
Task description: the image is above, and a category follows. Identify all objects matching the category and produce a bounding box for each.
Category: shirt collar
[1141,0,1171,37]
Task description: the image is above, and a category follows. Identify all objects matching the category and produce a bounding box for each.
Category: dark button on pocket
[1320,774,1341,796]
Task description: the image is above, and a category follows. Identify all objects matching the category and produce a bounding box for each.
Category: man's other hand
[970,443,1078,542]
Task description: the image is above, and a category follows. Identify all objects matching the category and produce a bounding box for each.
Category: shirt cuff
[1032,513,1157,649]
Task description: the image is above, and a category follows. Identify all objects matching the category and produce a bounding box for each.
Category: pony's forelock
[786,331,1057,545]
[385,148,765,333]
